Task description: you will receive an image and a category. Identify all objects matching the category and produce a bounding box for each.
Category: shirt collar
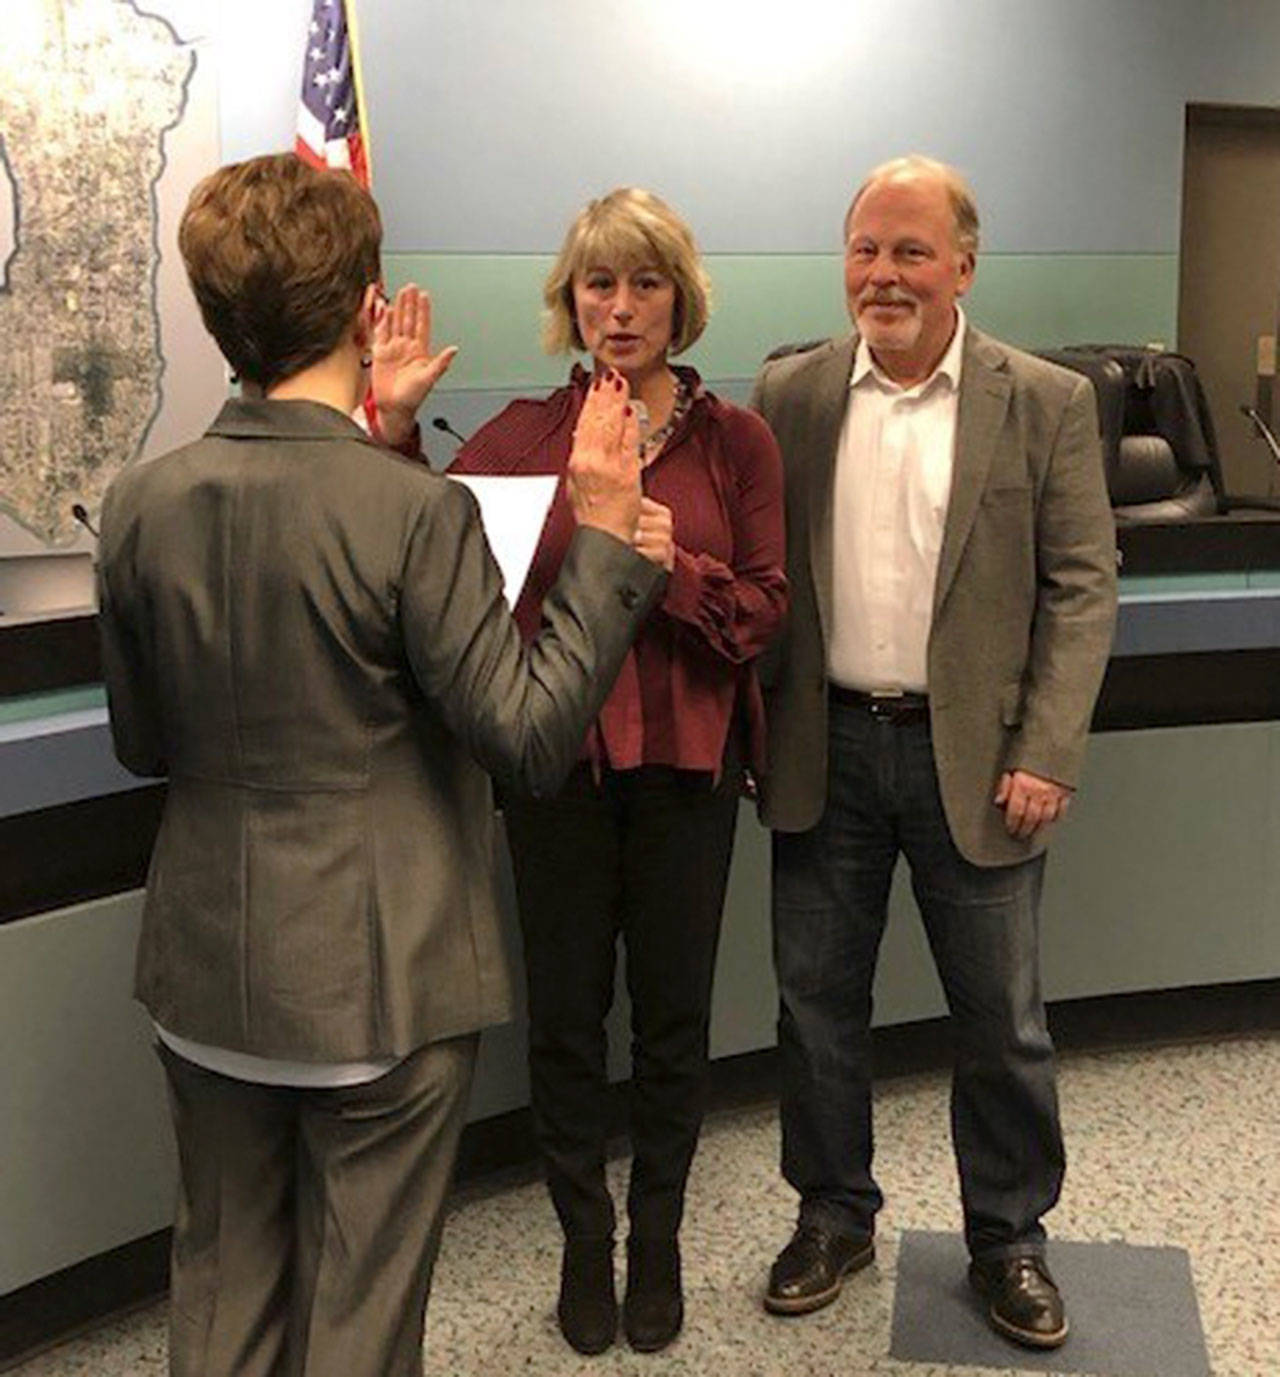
[205,397,374,444]
[851,305,966,396]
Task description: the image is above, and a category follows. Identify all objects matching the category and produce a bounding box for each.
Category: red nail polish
[624,405,632,416]
[614,378,622,391]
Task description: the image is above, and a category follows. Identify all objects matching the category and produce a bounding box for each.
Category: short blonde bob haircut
[843,154,981,256]
[542,188,712,356]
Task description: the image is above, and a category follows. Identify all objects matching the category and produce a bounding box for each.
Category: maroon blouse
[449,365,787,778]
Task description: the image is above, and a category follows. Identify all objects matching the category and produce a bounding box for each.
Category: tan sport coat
[751,326,1117,866]
[98,399,663,1060]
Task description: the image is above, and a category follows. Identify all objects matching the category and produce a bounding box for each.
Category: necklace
[640,373,691,464]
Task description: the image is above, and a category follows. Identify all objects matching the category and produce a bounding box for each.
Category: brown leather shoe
[968,1255,1069,1349]
[764,1224,875,1315]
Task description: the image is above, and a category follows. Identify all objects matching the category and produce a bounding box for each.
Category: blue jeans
[772,699,1064,1262]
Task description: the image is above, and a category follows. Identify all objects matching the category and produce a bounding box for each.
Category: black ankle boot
[557,1238,617,1355]
[623,1236,683,1352]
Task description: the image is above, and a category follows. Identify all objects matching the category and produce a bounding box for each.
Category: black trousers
[503,754,741,1242]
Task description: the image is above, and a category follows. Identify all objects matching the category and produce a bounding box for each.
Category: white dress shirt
[827,308,966,694]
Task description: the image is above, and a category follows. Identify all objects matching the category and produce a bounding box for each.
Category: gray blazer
[98,399,663,1060]
[751,326,1117,866]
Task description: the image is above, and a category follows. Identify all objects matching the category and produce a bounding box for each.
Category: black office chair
[1038,346,1226,522]
[1040,344,1280,522]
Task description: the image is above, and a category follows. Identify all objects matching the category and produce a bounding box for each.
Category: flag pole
[345,0,373,188]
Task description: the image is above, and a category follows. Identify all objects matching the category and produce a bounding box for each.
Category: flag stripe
[295,0,368,191]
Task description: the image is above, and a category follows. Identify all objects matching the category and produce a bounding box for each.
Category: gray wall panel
[201,3,1280,257]
[0,714,139,820]
[357,0,1280,256]
[1113,589,1280,656]
[0,896,174,1294]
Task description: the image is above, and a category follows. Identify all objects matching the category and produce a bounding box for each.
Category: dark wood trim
[0,1230,169,1372]
[4,645,1280,927]
[1117,514,1280,573]
[1186,101,1280,132]
[4,977,1275,1370]
[1093,647,1280,730]
[0,615,99,696]
[0,786,164,926]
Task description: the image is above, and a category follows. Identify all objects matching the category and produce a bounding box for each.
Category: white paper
[450,474,558,603]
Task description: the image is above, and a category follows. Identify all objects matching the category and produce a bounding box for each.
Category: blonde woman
[451,188,786,1354]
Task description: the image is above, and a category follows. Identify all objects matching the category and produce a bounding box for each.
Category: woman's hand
[370,285,458,446]
[566,370,642,544]
[634,497,675,572]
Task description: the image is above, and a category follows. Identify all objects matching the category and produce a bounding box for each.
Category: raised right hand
[566,370,642,543]
[370,285,459,446]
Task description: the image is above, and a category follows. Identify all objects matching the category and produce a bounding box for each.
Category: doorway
[1178,103,1280,497]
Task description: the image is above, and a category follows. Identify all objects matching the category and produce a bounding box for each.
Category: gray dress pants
[158,1034,478,1377]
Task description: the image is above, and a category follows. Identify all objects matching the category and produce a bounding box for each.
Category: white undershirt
[827,309,965,694]
[154,1023,397,1088]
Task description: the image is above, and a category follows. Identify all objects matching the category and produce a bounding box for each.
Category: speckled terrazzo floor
[10,1034,1278,1376]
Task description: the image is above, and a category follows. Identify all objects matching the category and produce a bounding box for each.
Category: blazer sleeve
[1006,376,1118,785]
[97,485,168,777]
[659,410,788,664]
[399,479,663,796]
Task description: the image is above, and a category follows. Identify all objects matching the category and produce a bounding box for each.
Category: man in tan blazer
[751,156,1116,1349]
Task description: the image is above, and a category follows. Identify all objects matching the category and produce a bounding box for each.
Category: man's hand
[994,769,1073,839]
[566,371,642,544]
[634,497,675,571]
[370,285,458,446]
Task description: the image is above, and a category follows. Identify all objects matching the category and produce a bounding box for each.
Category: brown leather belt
[828,684,930,724]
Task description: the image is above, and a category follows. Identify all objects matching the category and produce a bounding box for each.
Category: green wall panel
[966,254,1176,356]
[385,252,1178,393]
[0,685,105,727]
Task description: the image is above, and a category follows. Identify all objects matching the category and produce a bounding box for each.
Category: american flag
[295,0,370,188]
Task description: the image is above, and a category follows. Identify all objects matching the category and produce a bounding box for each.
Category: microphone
[431,416,469,445]
[71,503,99,538]
[1241,403,1280,469]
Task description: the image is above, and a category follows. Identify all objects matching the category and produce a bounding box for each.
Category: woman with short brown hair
[98,153,660,1377]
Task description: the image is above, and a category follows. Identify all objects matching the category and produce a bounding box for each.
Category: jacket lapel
[933,329,1011,615]
[805,337,856,646]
